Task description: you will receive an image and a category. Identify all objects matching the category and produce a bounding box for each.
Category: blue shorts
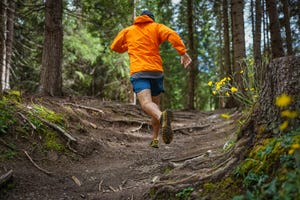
[130,77,164,96]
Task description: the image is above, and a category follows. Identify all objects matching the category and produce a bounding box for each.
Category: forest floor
[0,96,241,200]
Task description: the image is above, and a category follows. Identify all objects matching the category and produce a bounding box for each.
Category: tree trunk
[0,0,3,95]
[0,0,7,92]
[4,0,15,91]
[223,0,232,75]
[247,56,300,136]
[187,0,196,110]
[254,0,262,83]
[39,0,63,96]
[222,0,235,108]
[230,0,246,107]
[266,0,284,58]
[130,0,136,105]
[282,0,293,56]
[250,0,254,47]
[262,0,270,57]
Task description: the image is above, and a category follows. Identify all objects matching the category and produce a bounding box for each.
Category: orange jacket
[111,15,187,75]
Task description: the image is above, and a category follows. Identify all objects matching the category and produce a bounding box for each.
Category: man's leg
[136,89,161,139]
[151,94,161,139]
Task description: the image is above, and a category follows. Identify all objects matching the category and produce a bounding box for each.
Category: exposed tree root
[34,115,77,142]
[17,112,37,130]
[151,136,251,199]
[24,150,53,175]
[0,170,13,186]
[173,124,210,135]
[62,102,104,115]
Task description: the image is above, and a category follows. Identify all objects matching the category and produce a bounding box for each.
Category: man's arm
[111,29,128,53]
[158,24,192,68]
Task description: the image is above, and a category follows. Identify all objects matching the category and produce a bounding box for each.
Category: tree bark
[222,0,235,108]
[4,0,15,91]
[230,0,246,107]
[0,0,7,93]
[187,0,196,110]
[0,0,3,95]
[282,0,293,56]
[39,0,63,96]
[250,0,254,48]
[254,0,262,83]
[266,0,284,58]
[262,0,270,57]
[245,56,300,138]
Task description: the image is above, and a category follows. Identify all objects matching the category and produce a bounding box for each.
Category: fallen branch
[111,107,147,119]
[17,112,37,130]
[118,179,127,191]
[0,170,13,186]
[130,122,148,132]
[24,150,53,175]
[102,118,146,125]
[109,186,118,192]
[67,140,77,153]
[71,175,81,186]
[123,185,139,190]
[98,179,104,191]
[63,103,104,115]
[35,115,76,142]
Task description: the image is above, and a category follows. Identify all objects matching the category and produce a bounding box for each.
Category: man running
[111,10,191,148]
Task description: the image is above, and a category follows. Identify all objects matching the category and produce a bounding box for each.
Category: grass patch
[45,131,65,151]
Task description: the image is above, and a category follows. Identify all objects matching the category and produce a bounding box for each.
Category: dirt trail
[1,98,239,200]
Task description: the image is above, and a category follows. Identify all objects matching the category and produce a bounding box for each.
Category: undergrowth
[192,129,300,200]
[232,128,300,200]
[0,91,68,161]
[0,95,17,135]
[196,177,242,200]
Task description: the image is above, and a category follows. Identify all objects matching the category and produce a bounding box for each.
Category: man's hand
[180,53,192,68]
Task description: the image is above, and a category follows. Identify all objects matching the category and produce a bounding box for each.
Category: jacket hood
[133,15,154,25]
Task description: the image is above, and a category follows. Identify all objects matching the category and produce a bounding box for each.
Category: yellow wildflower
[279,120,289,131]
[240,70,244,74]
[221,77,227,83]
[275,94,292,107]
[221,113,231,119]
[208,81,213,87]
[249,58,254,66]
[291,143,300,149]
[289,149,295,155]
[212,91,217,95]
[216,83,221,91]
[227,77,231,81]
[289,144,300,155]
[225,92,230,97]
[230,87,238,93]
[288,149,295,155]
[250,88,255,91]
[281,110,299,118]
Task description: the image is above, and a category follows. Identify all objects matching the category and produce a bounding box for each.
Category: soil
[0,97,240,200]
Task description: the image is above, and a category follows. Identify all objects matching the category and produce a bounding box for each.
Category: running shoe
[160,109,173,144]
[150,138,159,148]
